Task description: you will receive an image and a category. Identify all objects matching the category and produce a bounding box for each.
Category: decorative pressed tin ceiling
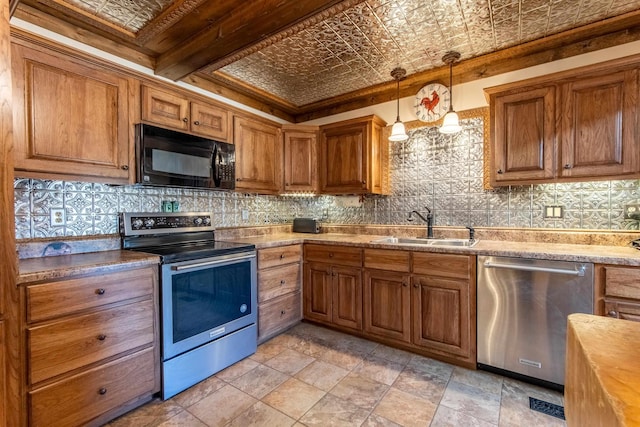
[13,0,640,119]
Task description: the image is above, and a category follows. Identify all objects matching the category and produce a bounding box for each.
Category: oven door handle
[171,254,255,271]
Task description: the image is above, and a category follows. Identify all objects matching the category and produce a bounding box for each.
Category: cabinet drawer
[258,263,301,303]
[27,267,155,323]
[604,300,640,322]
[603,266,640,300]
[28,299,154,384]
[412,252,473,279]
[304,244,362,267]
[29,348,155,427]
[258,291,301,339]
[364,249,410,272]
[258,245,302,269]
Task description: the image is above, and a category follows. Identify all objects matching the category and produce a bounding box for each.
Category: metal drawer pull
[280,254,285,259]
[97,334,107,341]
[96,288,106,295]
[99,387,107,395]
[483,261,585,277]
[608,310,618,317]
[280,280,285,285]
[280,310,286,315]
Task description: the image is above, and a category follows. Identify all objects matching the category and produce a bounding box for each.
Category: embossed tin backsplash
[14,117,640,239]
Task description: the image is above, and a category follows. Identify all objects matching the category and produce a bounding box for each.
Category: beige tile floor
[107,323,566,427]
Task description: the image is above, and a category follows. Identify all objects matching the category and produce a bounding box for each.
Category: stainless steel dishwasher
[477,256,594,387]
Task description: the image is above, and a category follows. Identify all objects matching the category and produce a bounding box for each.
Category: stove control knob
[144,218,155,228]
[194,217,203,226]
[132,219,143,229]
[203,217,211,225]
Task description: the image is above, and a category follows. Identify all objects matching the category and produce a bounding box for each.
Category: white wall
[12,17,640,127]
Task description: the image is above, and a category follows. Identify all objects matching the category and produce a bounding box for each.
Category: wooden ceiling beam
[154,0,348,81]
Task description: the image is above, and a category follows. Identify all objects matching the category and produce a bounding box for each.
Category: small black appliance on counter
[293,218,321,234]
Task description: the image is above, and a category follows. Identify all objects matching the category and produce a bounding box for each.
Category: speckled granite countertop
[18,250,159,285]
[223,232,640,266]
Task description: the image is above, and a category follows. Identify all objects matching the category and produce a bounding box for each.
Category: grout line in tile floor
[107,322,566,427]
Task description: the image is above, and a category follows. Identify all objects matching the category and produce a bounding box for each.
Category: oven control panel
[121,212,214,235]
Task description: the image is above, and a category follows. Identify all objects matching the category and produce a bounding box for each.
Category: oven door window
[171,260,252,343]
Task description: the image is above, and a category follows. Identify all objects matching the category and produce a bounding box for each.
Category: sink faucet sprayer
[466,225,475,241]
[407,207,434,238]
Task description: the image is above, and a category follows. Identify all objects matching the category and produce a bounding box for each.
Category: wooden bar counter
[566,313,640,426]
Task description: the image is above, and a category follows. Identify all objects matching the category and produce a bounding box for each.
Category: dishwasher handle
[483,260,586,277]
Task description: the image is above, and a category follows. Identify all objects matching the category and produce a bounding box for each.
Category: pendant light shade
[439,51,462,135]
[389,67,408,142]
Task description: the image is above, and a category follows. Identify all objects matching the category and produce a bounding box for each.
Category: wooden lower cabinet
[363,269,410,342]
[257,245,302,342]
[29,349,155,427]
[596,264,640,323]
[412,275,470,358]
[22,265,159,427]
[303,262,362,331]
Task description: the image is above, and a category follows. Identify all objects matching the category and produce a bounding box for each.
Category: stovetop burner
[120,212,255,263]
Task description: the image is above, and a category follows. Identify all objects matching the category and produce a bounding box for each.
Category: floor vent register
[529,397,566,420]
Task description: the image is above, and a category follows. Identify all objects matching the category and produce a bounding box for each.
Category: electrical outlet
[241,209,249,220]
[50,208,65,227]
[625,203,640,219]
[544,205,564,219]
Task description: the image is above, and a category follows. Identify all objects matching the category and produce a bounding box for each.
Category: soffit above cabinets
[12,0,640,121]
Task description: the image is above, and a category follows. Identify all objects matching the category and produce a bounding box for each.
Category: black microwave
[136,124,235,190]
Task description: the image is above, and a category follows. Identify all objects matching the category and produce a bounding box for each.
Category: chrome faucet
[407,207,434,238]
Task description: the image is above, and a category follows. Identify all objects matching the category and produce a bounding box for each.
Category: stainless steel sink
[371,237,478,247]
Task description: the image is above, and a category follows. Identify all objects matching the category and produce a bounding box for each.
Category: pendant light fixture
[439,51,462,134]
[389,67,408,141]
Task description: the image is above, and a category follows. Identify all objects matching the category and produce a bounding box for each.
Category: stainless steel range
[121,212,257,399]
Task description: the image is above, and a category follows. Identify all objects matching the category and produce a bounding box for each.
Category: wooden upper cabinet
[560,70,638,178]
[141,85,231,142]
[491,86,555,185]
[319,115,388,195]
[486,58,640,186]
[233,116,283,194]
[11,41,133,184]
[282,125,318,193]
[141,85,189,131]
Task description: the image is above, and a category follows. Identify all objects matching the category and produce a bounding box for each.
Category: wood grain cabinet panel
[331,266,362,330]
[597,264,640,323]
[258,245,302,270]
[26,267,154,323]
[23,265,159,426]
[234,116,282,194]
[142,85,231,141]
[490,86,555,185]
[560,70,638,178]
[141,85,190,131]
[303,262,333,324]
[412,275,470,358]
[283,126,318,193]
[12,42,133,184]
[29,348,155,427]
[363,269,411,342]
[257,245,302,342]
[319,115,388,195]
[258,292,301,340]
[304,244,362,267]
[28,299,154,384]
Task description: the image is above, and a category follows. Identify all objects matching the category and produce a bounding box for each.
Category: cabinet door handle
[182,117,188,123]
[497,169,503,174]
[96,288,106,295]
[280,279,285,285]
[97,334,107,341]
[121,165,129,170]
[280,310,286,315]
[564,164,572,169]
[413,283,419,288]
[402,282,408,287]
[194,120,200,125]
[98,387,107,395]
[280,254,285,259]
[608,310,618,317]
[329,253,334,258]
